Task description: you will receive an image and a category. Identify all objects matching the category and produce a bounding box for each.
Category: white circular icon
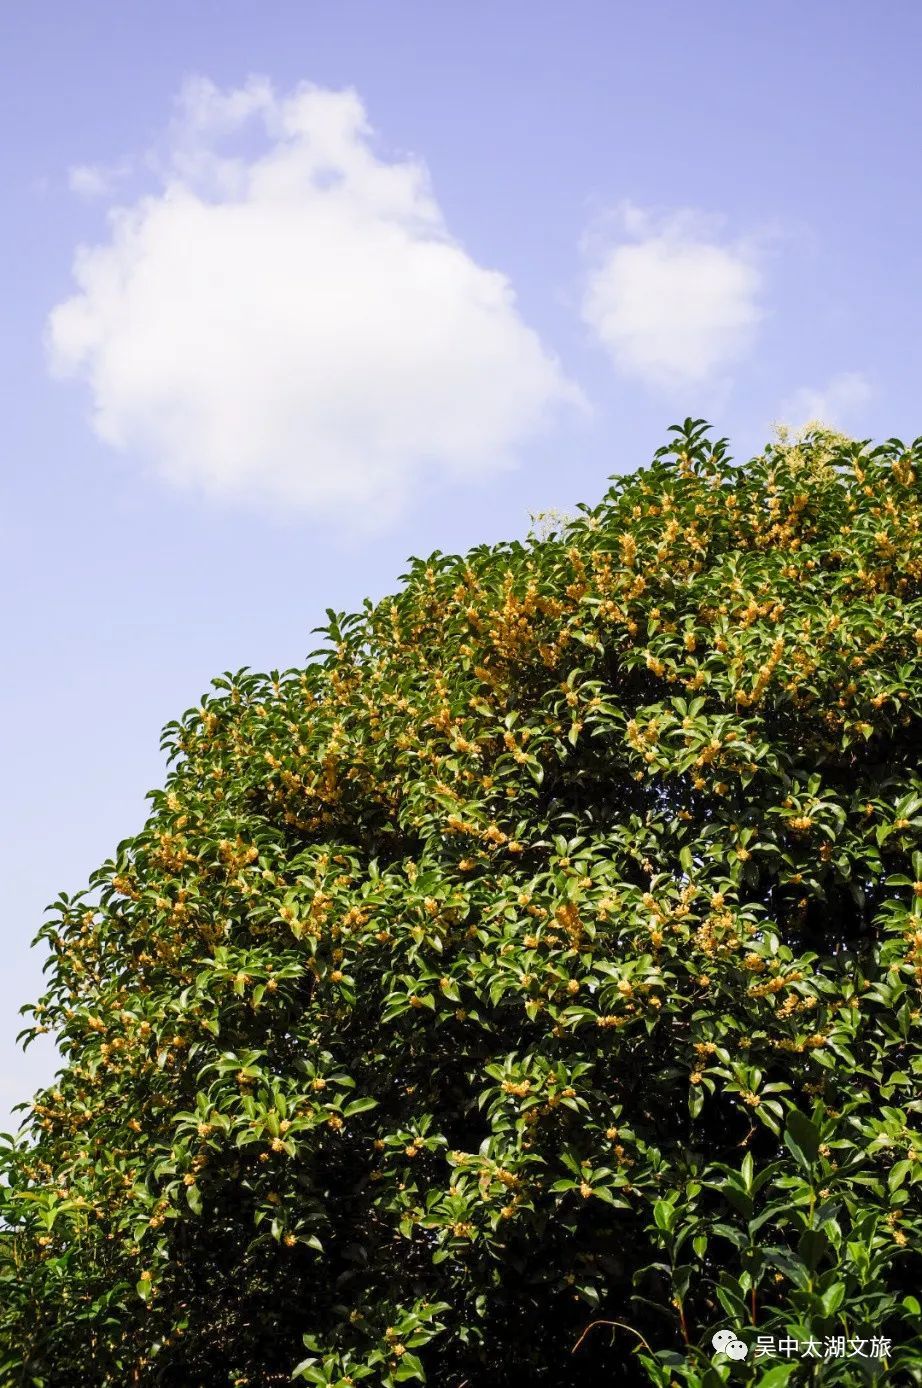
[711,1329,749,1360]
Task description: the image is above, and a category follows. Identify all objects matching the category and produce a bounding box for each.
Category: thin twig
[572,1318,655,1357]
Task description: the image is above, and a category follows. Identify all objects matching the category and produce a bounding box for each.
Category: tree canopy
[3,421,922,1386]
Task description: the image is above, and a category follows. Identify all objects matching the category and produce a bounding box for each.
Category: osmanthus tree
[4,421,922,1387]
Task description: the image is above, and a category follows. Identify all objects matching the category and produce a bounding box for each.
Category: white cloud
[581,202,763,391]
[778,372,873,432]
[68,162,131,198]
[50,78,580,523]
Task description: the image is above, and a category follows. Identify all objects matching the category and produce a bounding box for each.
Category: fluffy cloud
[68,162,131,199]
[50,78,579,522]
[779,372,873,432]
[581,203,763,391]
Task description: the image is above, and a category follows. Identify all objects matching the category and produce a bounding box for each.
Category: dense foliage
[4,422,922,1387]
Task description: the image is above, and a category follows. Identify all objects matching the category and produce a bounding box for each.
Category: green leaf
[819,1281,846,1316]
[343,1097,378,1118]
[798,1228,829,1271]
[393,1351,425,1381]
[291,1362,326,1385]
[653,1199,676,1233]
[784,1110,820,1171]
[756,1364,799,1387]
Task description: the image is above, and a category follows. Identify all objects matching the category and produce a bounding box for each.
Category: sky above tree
[2,0,921,1123]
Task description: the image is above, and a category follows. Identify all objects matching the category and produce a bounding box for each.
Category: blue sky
[3,0,922,1123]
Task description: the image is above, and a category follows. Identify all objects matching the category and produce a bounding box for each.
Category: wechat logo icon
[712,1329,749,1361]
